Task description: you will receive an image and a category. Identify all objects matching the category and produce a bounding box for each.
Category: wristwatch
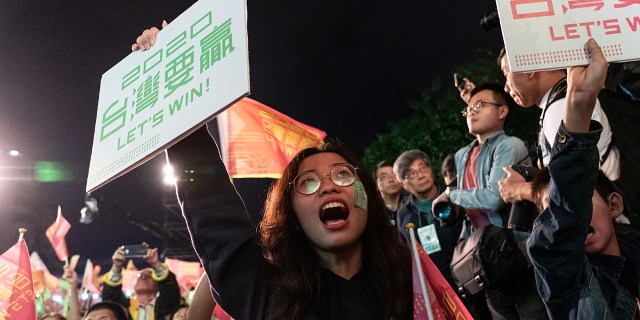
[445,186,455,198]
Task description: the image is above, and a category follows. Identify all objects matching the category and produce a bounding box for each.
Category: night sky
[0,0,504,274]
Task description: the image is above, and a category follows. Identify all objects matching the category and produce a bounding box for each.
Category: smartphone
[454,73,466,90]
[121,244,149,258]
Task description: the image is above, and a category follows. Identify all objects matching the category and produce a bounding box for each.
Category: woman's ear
[607,192,624,220]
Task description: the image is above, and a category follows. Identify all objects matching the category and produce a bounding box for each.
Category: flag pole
[18,228,26,241]
[407,223,434,320]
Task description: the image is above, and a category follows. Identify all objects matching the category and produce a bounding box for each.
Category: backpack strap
[536,78,567,168]
[596,89,621,166]
[600,139,614,165]
[546,78,568,107]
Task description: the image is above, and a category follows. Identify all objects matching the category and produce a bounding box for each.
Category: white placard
[497,0,640,72]
[87,0,249,192]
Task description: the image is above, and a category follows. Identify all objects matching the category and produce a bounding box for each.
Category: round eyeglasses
[291,163,358,195]
[461,101,504,117]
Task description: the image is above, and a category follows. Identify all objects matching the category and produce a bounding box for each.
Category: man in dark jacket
[101,245,181,320]
[393,149,463,289]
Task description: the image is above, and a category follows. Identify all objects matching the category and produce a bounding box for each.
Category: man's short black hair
[470,83,515,108]
[169,304,189,320]
[531,167,628,217]
[595,171,630,217]
[498,47,507,66]
[531,167,551,211]
[86,301,131,320]
[374,160,394,180]
[470,82,517,124]
[440,154,455,178]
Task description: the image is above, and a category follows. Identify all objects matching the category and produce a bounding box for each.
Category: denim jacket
[452,130,530,227]
[526,121,638,320]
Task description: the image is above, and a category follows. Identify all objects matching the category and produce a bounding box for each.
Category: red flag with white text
[45,206,71,261]
[412,240,473,320]
[0,238,37,320]
[217,97,326,178]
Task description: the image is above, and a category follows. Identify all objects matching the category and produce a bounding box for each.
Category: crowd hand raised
[499,166,527,203]
[143,246,162,269]
[111,247,125,273]
[459,78,476,104]
[62,255,79,284]
[92,264,102,288]
[564,38,609,132]
[132,20,169,51]
[62,265,78,285]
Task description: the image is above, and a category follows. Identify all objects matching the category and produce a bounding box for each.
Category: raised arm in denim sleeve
[165,125,271,319]
[526,121,602,318]
[450,136,529,211]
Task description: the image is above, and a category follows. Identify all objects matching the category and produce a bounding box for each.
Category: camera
[480,10,500,31]
[433,201,461,224]
[507,165,538,231]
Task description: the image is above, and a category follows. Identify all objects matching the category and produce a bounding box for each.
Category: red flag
[45,206,71,261]
[214,304,234,320]
[217,97,326,178]
[0,238,37,320]
[82,260,101,294]
[166,258,204,293]
[410,228,473,320]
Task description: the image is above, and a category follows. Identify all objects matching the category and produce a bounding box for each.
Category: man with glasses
[433,83,529,229]
[393,149,464,293]
[374,160,407,226]
[434,83,546,320]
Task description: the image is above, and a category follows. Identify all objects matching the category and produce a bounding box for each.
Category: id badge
[417,224,441,254]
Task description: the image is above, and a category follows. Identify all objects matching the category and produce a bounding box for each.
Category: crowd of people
[38,244,232,320]
[33,23,640,320]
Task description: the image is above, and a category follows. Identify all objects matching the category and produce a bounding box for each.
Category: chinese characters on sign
[496,0,640,71]
[99,15,235,151]
[88,0,249,192]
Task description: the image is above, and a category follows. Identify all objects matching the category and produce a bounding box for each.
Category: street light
[163,165,176,185]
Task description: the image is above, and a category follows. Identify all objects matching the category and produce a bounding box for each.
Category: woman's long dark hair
[259,141,413,319]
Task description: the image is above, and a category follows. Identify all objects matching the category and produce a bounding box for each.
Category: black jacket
[101,270,181,319]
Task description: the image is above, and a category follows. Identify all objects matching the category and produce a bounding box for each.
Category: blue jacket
[452,130,530,227]
[526,121,639,320]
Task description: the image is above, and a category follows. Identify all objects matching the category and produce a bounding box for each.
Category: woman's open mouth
[320,201,350,228]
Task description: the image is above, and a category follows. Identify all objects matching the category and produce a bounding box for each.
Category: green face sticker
[353,181,368,211]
